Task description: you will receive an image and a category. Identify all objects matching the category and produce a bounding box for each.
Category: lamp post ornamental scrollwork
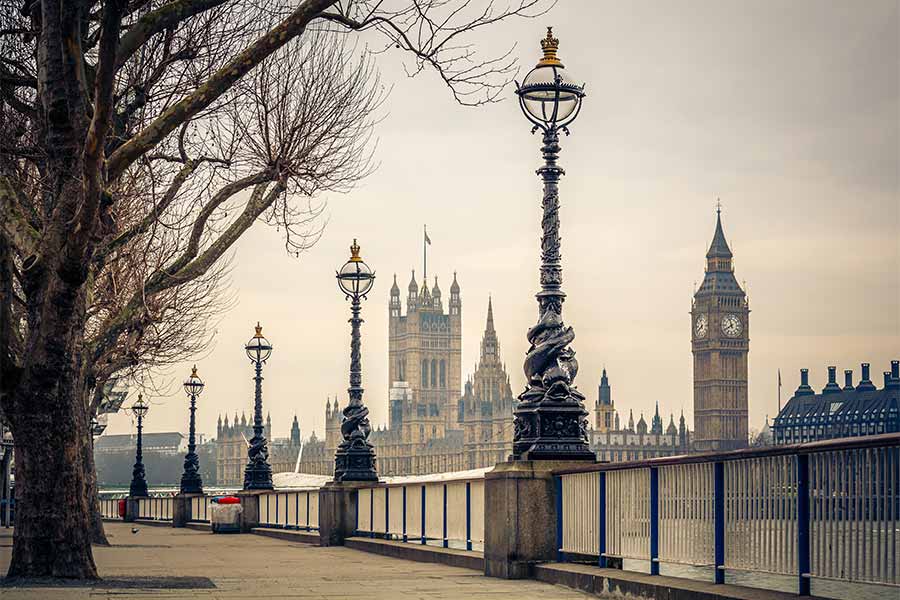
[180,365,204,494]
[511,28,595,461]
[243,323,274,490]
[333,239,378,482]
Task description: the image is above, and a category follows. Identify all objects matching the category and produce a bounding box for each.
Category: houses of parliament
[214,211,750,483]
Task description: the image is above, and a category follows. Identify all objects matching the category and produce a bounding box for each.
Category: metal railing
[99,496,124,519]
[555,434,900,596]
[354,472,486,551]
[136,494,175,521]
[256,490,320,530]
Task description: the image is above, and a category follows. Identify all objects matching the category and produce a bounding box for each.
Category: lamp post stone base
[318,480,368,546]
[484,460,594,579]
[172,493,202,528]
[123,497,141,523]
[236,491,262,533]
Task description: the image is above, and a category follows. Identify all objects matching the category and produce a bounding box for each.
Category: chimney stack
[796,368,815,396]
[892,360,899,380]
[884,372,891,388]
[823,366,841,394]
[843,369,854,391]
[858,363,876,391]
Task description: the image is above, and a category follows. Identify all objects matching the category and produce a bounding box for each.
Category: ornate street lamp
[129,394,150,497]
[511,28,595,461]
[333,239,378,481]
[243,323,274,490]
[180,365,204,494]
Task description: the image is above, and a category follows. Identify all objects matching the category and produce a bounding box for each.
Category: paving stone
[0,523,590,599]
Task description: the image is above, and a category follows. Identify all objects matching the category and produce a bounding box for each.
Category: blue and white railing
[354,469,488,551]
[554,434,900,596]
[255,489,320,530]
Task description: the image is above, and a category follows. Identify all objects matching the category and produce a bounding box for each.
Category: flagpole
[777,369,782,413]
[423,225,427,282]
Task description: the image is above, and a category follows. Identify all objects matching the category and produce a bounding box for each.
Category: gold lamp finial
[350,238,362,262]
[537,26,563,67]
[254,322,263,337]
[191,364,198,377]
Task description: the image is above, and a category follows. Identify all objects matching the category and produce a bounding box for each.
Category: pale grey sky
[105,1,899,447]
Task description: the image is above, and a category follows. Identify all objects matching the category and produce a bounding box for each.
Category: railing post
[714,461,725,584]
[402,486,408,542]
[306,491,311,531]
[442,483,448,548]
[466,481,472,551]
[369,487,375,539]
[650,467,659,575]
[555,475,563,563]
[797,454,811,596]
[420,485,426,545]
[385,487,390,539]
[598,471,607,568]
[275,494,279,527]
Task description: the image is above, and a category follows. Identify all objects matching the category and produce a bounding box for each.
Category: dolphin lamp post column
[333,239,378,482]
[511,28,594,461]
[129,394,150,497]
[180,365,205,494]
[243,323,274,490]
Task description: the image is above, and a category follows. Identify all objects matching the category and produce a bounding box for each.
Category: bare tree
[0,0,553,579]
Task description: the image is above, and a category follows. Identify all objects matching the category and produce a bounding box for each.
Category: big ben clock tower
[691,206,749,451]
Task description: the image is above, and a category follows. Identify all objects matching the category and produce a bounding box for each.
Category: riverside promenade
[0,522,590,599]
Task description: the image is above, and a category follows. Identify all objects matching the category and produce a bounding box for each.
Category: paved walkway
[0,523,590,599]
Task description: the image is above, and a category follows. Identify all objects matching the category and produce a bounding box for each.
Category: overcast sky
[105,0,899,448]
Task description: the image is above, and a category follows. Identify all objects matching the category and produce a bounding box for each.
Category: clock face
[721,314,743,338]
[694,314,708,339]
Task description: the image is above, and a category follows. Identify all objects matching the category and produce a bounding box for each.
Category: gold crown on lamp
[537,27,563,67]
[350,238,362,262]
[191,364,199,377]
[253,322,264,337]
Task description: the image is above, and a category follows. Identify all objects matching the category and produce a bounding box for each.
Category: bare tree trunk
[85,433,109,546]
[8,386,98,577]
[6,255,98,578]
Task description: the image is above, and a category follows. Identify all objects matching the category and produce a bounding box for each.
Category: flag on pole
[424,226,431,245]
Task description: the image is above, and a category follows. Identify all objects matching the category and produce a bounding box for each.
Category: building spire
[486,295,495,333]
[706,201,733,261]
[479,296,499,364]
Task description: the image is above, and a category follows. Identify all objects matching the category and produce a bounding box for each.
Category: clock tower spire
[691,204,749,451]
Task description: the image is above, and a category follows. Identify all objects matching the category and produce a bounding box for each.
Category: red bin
[117,499,126,519]
[216,496,240,505]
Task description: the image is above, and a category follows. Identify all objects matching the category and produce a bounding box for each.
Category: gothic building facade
[215,412,303,487]
[691,208,750,451]
[296,280,516,476]
[590,369,691,461]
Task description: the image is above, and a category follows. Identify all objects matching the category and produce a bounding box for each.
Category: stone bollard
[484,460,588,579]
[172,493,197,528]
[236,491,261,533]
[318,481,364,547]
[123,496,141,523]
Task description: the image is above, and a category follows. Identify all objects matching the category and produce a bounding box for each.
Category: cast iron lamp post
[333,239,378,481]
[129,394,150,497]
[243,323,274,490]
[511,28,595,461]
[180,365,204,494]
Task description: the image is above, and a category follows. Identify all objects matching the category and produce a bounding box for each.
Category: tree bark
[85,432,109,546]
[8,382,98,577]
[6,238,98,577]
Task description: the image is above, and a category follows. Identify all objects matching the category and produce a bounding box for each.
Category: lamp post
[511,28,594,461]
[129,394,150,497]
[333,239,378,482]
[243,323,273,490]
[180,365,204,494]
